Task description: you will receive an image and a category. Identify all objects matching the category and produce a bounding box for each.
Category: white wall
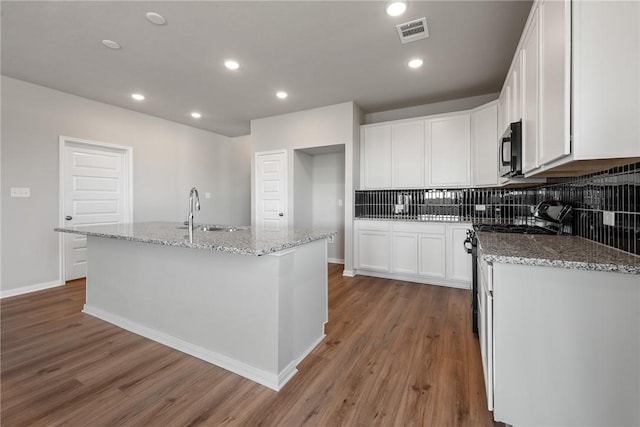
[293,151,313,229]
[1,76,251,294]
[251,101,360,273]
[312,152,345,262]
[365,93,499,124]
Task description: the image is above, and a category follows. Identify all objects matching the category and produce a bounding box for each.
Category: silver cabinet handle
[65,216,73,221]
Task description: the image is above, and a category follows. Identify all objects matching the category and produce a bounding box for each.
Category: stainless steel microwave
[499,120,523,178]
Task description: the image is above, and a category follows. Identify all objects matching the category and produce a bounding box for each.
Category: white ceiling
[1,1,532,137]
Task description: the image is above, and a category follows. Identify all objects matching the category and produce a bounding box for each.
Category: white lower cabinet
[391,232,418,275]
[417,233,446,278]
[445,225,472,283]
[355,221,390,272]
[355,220,470,288]
[482,259,640,426]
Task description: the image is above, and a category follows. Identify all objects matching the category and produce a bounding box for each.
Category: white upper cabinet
[538,0,571,165]
[472,101,499,187]
[571,0,640,161]
[361,125,392,189]
[392,121,425,188]
[361,120,424,189]
[521,7,540,174]
[426,113,471,187]
[512,0,639,177]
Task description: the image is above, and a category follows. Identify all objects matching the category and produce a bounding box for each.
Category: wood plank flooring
[1,264,500,426]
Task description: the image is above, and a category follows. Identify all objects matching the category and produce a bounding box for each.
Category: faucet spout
[188,187,201,240]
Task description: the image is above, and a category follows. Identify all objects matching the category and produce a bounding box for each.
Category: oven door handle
[464,238,473,254]
[501,137,511,166]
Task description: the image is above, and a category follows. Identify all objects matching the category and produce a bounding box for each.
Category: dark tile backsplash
[356,162,640,255]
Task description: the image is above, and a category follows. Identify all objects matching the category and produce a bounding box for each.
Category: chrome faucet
[188,187,200,239]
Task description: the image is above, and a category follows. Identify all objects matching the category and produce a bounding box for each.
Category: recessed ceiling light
[408,58,424,68]
[224,60,240,70]
[101,39,121,50]
[276,91,288,99]
[146,12,167,25]
[131,93,145,101]
[386,0,407,17]
[191,112,202,119]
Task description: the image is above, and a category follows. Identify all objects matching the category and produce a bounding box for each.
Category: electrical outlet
[603,211,615,227]
[10,187,30,198]
[338,199,343,207]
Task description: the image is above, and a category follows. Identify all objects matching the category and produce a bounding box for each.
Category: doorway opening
[294,144,346,264]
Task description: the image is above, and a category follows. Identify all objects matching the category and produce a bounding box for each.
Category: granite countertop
[477,232,640,274]
[355,215,467,223]
[55,222,335,256]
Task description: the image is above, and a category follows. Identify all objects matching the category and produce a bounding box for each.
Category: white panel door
[255,151,287,231]
[392,121,424,188]
[426,114,471,187]
[63,140,131,280]
[362,125,392,189]
[418,234,446,278]
[391,232,418,275]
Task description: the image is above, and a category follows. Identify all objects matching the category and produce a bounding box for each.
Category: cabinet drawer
[392,222,445,234]
[356,220,390,232]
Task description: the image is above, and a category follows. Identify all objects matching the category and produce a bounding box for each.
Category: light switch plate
[205,192,211,199]
[603,211,615,227]
[328,235,335,244]
[475,204,487,211]
[10,187,30,198]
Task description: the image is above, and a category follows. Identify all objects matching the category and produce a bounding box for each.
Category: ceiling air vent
[396,17,429,44]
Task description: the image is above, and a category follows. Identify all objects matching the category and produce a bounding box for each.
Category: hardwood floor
[1,264,500,426]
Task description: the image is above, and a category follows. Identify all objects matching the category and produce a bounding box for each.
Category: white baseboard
[83,304,288,391]
[328,258,344,264]
[342,270,355,277]
[353,269,471,290]
[0,279,64,299]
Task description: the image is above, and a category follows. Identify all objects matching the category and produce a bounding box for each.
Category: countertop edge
[54,227,335,256]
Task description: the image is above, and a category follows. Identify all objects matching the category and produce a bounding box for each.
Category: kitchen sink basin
[176,225,238,232]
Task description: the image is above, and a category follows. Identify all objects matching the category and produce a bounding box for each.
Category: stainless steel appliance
[499,121,523,178]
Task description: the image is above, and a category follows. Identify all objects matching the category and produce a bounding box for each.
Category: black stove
[473,223,557,235]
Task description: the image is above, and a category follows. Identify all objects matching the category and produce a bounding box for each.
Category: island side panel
[84,236,282,388]
[291,238,328,362]
[270,238,328,376]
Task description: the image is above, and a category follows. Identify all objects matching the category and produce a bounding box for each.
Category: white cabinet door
[362,125,392,189]
[418,234,446,278]
[446,225,472,283]
[392,232,418,275]
[392,121,424,188]
[357,231,390,271]
[505,53,522,124]
[521,8,540,174]
[472,102,499,186]
[497,89,509,136]
[539,0,570,165]
[426,114,471,187]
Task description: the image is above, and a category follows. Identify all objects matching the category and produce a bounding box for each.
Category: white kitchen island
[55,222,333,391]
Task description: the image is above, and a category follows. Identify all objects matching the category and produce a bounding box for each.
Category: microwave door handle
[501,137,511,166]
